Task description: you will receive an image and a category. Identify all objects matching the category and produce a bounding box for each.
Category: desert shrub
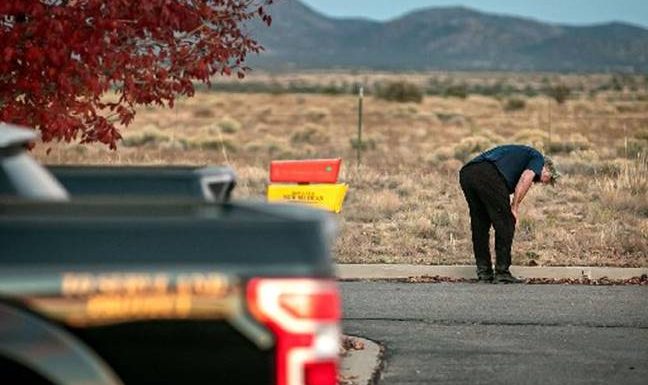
[571,149,600,162]
[427,79,525,98]
[198,138,237,153]
[504,97,526,111]
[617,138,648,159]
[425,78,445,95]
[122,127,170,147]
[180,138,198,150]
[290,124,330,145]
[443,84,468,99]
[546,133,591,154]
[413,216,440,240]
[160,139,190,151]
[350,137,377,151]
[635,129,648,141]
[522,85,539,97]
[375,81,424,103]
[431,211,454,227]
[608,74,640,92]
[438,159,464,174]
[513,129,548,149]
[193,107,215,118]
[235,166,268,198]
[615,103,641,113]
[617,154,648,196]
[453,136,493,162]
[69,145,87,155]
[346,189,402,222]
[517,217,536,240]
[217,116,241,134]
[428,146,455,163]
[596,153,648,216]
[390,104,419,117]
[304,107,330,122]
[479,129,505,144]
[251,81,352,95]
[435,112,467,126]
[546,84,571,104]
[559,156,621,177]
[318,81,351,95]
[243,141,263,153]
[266,141,287,157]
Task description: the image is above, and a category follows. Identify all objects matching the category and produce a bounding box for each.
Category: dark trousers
[459,162,516,273]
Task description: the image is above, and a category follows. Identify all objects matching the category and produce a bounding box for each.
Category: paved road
[340,282,648,385]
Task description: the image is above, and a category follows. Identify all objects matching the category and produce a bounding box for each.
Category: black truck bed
[0,200,333,275]
[47,165,237,202]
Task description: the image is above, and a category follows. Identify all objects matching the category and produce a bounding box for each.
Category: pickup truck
[0,123,341,385]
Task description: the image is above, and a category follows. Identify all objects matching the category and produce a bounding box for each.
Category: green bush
[504,98,526,111]
[217,116,242,134]
[121,128,170,147]
[617,138,648,159]
[199,138,237,153]
[443,84,468,99]
[304,107,329,122]
[546,84,571,105]
[193,107,215,118]
[513,129,548,150]
[546,134,591,154]
[350,137,377,151]
[453,136,493,162]
[375,81,424,103]
[547,142,584,154]
[634,129,648,141]
[435,112,465,124]
[290,124,330,145]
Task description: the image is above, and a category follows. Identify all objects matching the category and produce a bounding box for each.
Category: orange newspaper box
[267,158,347,213]
[269,158,342,184]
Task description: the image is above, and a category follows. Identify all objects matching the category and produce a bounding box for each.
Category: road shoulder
[336,264,648,280]
[340,336,383,385]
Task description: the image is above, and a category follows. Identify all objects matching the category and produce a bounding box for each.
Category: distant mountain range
[246,0,648,72]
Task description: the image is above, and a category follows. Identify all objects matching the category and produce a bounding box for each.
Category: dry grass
[33,72,648,267]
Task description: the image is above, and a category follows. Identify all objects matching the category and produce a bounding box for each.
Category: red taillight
[304,361,338,385]
[279,292,341,320]
[247,278,341,385]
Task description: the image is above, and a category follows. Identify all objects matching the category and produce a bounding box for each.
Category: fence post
[356,86,364,170]
[624,123,628,158]
[547,97,552,149]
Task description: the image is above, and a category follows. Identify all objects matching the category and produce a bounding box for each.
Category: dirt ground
[33,72,648,267]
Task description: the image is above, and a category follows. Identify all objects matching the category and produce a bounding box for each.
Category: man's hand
[511,169,536,224]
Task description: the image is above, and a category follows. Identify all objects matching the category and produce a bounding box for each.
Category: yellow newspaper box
[267,183,348,213]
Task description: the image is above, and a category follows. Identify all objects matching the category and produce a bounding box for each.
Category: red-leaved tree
[0,0,274,148]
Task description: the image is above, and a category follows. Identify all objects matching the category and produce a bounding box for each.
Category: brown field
[33,72,648,267]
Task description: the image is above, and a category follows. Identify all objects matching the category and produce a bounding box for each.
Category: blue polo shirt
[465,145,544,193]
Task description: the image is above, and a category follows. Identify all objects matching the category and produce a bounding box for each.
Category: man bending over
[459,144,559,283]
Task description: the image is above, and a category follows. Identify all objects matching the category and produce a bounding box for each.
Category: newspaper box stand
[267,158,348,213]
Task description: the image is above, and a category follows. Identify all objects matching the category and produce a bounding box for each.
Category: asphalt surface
[340,282,648,385]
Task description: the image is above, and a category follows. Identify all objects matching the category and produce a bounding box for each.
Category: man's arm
[511,169,536,222]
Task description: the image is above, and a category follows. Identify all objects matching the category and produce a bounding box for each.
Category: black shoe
[476,267,494,283]
[493,271,523,284]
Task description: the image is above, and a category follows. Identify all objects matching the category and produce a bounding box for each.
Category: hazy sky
[299,0,648,28]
